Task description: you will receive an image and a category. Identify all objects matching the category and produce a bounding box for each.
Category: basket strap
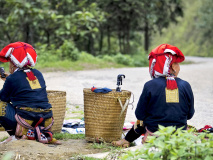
[118,97,130,117]
[128,92,135,109]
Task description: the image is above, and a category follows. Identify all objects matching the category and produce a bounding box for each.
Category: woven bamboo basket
[47,90,66,133]
[83,88,131,143]
[0,90,66,133]
[0,101,7,131]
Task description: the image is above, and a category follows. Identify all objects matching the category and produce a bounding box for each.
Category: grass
[0,136,8,142]
[35,55,126,72]
[53,133,85,140]
[65,116,84,120]
[70,155,103,160]
[90,143,115,150]
[71,111,84,114]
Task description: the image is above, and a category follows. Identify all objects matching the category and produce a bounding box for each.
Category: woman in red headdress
[0,42,61,144]
[112,44,195,147]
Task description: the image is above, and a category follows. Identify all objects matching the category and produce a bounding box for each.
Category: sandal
[112,139,130,148]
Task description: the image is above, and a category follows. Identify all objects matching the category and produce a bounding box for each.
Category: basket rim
[47,90,66,95]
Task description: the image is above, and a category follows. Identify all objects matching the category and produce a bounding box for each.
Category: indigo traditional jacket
[0,69,51,109]
[135,77,194,132]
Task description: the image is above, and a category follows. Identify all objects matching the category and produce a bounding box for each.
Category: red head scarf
[148,44,185,90]
[0,42,37,80]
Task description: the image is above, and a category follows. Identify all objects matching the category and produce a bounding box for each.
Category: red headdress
[0,42,37,81]
[148,44,185,90]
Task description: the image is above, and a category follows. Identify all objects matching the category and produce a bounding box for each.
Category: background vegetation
[0,0,212,70]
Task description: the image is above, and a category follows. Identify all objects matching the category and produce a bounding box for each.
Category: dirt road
[43,56,213,129]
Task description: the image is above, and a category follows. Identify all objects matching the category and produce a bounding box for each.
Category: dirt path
[0,56,212,159]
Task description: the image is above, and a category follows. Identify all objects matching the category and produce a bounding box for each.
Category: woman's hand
[0,73,9,81]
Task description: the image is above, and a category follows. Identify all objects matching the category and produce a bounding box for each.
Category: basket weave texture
[0,90,66,133]
[84,88,131,143]
[47,90,66,133]
[0,101,7,131]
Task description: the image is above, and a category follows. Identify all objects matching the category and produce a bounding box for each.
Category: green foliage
[1,0,211,72]
[79,51,101,63]
[0,136,8,142]
[91,143,114,150]
[57,40,80,61]
[35,43,59,64]
[53,133,85,140]
[71,155,103,160]
[121,126,213,160]
[101,55,114,63]
[114,53,133,66]
[151,0,213,57]
[198,0,213,44]
[0,0,186,57]
[132,53,149,67]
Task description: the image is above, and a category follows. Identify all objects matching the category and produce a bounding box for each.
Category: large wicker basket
[83,88,131,143]
[0,90,66,133]
[47,90,66,133]
[0,101,7,131]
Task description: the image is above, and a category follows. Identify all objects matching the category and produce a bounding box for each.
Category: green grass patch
[91,143,112,150]
[71,155,103,160]
[71,111,84,114]
[65,116,84,120]
[53,133,85,140]
[0,136,8,142]
[181,60,194,65]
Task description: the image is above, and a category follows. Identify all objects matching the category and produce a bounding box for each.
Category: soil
[0,56,213,160]
[0,138,110,160]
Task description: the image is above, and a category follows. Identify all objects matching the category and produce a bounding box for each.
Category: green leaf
[0,18,5,23]
[204,156,213,160]
[158,125,166,131]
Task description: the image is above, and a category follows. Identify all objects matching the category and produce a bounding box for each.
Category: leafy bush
[132,54,149,67]
[102,55,115,63]
[35,43,59,64]
[114,53,133,66]
[58,40,80,61]
[121,126,213,160]
[79,51,101,63]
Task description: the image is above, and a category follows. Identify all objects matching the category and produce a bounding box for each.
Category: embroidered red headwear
[0,42,37,81]
[148,44,185,90]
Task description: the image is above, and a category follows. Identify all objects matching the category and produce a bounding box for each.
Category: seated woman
[113,44,195,147]
[0,42,60,144]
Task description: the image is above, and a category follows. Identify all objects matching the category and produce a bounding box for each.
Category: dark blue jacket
[135,77,194,132]
[0,69,51,109]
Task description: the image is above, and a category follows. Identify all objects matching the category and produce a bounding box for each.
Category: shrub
[58,40,80,61]
[35,43,59,64]
[121,126,213,160]
[102,55,115,63]
[114,53,133,66]
[79,51,101,63]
